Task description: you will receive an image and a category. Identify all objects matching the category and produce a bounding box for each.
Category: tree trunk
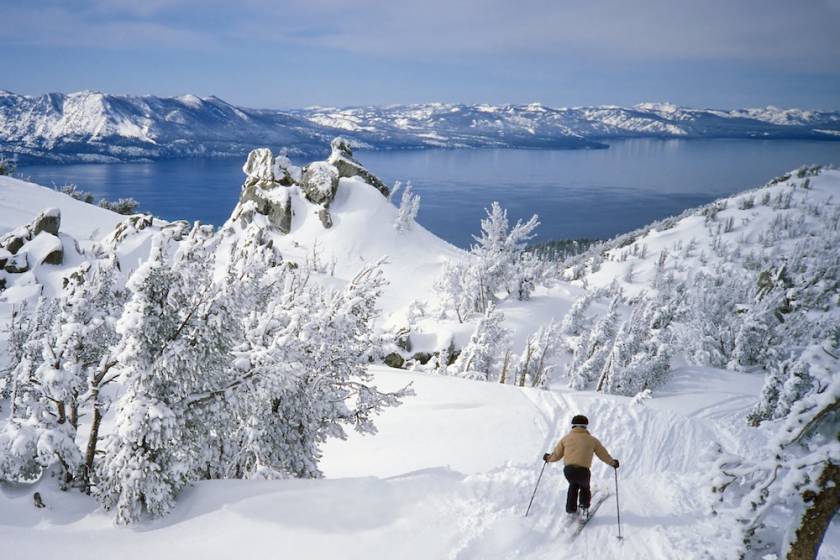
[83,358,117,491]
[83,391,103,490]
[518,344,534,387]
[499,351,511,384]
[786,462,840,560]
[70,401,79,430]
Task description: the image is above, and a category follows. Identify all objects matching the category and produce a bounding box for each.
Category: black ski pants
[563,465,591,513]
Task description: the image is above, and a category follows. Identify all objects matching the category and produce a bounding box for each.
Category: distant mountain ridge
[2,90,839,164]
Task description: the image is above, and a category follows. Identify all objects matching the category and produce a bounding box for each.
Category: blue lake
[17,139,840,248]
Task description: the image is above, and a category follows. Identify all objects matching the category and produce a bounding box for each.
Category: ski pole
[614,467,623,540]
[525,460,548,517]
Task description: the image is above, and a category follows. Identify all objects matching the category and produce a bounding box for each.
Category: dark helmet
[571,414,589,426]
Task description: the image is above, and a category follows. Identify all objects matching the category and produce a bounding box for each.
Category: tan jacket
[546,427,615,469]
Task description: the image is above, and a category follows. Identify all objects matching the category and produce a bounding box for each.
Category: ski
[567,491,611,539]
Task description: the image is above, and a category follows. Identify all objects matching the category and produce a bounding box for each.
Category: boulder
[327,137,390,198]
[21,232,63,267]
[4,252,28,274]
[383,352,405,369]
[2,230,27,255]
[301,161,339,205]
[31,207,61,236]
[0,248,9,269]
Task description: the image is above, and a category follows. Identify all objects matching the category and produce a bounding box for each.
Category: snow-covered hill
[3,90,839,163]
[0,145,838,559]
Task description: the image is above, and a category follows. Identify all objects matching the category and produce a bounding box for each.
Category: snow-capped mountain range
[2,90,839,163]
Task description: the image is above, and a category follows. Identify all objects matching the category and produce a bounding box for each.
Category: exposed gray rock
[383,352,405,369]
[411,352,432,365]
[3,235,25,255]
[240,185,294,234]
[41,246,63,265]
[301,161,339,205]
[274,196,293,233]
[31,207,61,236]
[317,207,333,229]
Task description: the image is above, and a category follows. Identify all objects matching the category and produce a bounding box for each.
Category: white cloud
[1,0,838,70]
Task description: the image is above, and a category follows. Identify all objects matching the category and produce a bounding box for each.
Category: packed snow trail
[1,366,805,560]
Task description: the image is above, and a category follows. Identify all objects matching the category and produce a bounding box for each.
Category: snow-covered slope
[3,90,839,163]
[565,165,840,297]
[4,366,820,560]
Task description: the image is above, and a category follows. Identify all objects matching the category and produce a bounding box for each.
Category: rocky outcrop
[327,137,390,198]
[0,207,64,273]
[233,138,390,234]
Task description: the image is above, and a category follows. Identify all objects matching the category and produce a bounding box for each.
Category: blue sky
[2,0,840,110]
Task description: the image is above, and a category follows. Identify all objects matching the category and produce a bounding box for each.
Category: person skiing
[542,414,619,517]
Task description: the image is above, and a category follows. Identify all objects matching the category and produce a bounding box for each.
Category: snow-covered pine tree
[679,268,746,368]
[514,320,561,388]
[568,297,620,390]
[222,259,410,479]
[452,303,510,381]
[560,293,595,336]
[0,297,77,483]
[711,335,839,559]
[95,226,236,524]
[0,304,33,404]
[394,181,421,232]
[470,202,540,312]
[434,258,477,323]
[0,255,125,488]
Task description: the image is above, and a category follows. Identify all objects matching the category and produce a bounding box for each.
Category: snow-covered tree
[596,299,672,395]
[568,297,620,390]
[221,259,410,480]
[560,293,595,337]
[95,227,233,524]
[436,202,540,319]
[394,181,421,232]
[514,320,561,388]
[434,258,478,323]
[711,336,839,559]
[452,304,510,381]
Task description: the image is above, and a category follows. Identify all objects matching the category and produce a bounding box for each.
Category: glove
[613,459,620,469]
[543,453,551,462]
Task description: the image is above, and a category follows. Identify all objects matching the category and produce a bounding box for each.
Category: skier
[542,414,619,517]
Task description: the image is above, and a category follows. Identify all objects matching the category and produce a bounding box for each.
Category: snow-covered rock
[301,161,340,205]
